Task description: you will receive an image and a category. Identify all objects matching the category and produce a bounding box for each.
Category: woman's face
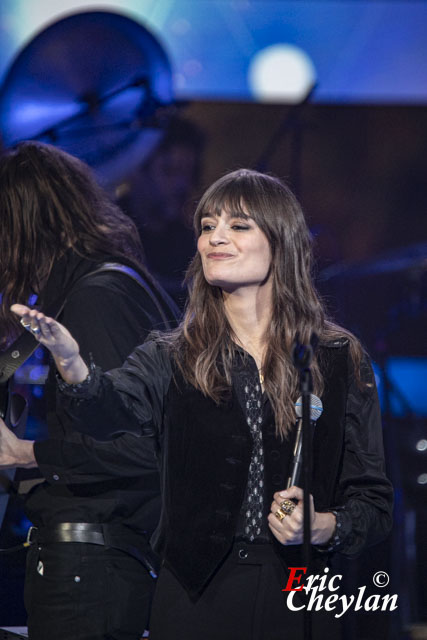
[197,209,272,293]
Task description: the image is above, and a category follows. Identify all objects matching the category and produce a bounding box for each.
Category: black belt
[27,523,160,578]
[28,523,105,546]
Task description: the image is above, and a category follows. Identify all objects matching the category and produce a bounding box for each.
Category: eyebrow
[200,211,251,221]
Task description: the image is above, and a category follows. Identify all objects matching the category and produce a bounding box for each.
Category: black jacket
[26,251,178,552]
[59,337,393,596]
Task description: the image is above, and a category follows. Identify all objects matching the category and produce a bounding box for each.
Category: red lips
[206,252,235,259]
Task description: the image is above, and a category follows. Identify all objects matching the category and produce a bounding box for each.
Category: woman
[11,169,393,639]
[0,141,177,640]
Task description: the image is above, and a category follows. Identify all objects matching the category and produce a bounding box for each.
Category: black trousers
[25,542,155,640]
[149,542,343,640]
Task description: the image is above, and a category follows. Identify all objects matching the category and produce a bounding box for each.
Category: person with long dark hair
[0,141,178,640]
[8,169,393,639]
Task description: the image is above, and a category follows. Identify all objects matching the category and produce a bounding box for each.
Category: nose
[209,221,230,246]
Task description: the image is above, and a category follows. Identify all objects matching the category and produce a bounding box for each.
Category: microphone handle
[287,437,302,488]
[286,420,313,489]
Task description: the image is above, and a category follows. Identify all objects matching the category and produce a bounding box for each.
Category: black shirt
[25,251,178,537]
[58,339,393,559]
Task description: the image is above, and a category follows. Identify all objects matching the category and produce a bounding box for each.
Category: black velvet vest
[153,342,349,596]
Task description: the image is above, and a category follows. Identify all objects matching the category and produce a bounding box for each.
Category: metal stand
[254,85,315,198]
[292,335,317,640]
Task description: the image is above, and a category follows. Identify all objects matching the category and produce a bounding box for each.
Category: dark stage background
[0,3,426,639]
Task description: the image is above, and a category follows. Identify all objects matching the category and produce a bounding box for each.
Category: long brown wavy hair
[0,141,144,348]
[167,168,363,438]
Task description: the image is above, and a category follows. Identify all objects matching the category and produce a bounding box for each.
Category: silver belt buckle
[26,525,38,545]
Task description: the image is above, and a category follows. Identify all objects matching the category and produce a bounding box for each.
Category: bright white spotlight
[248,43,316,104]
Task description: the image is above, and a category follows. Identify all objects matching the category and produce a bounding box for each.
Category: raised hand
[11,304,88,384]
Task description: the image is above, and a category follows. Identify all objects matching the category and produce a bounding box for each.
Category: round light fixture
[248,43,316,103]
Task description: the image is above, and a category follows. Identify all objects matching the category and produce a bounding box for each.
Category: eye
[231,224,250,231]
[200,222,215,233]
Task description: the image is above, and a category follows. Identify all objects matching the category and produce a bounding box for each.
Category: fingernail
[279,492,288,497]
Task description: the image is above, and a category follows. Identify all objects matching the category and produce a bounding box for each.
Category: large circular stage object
[0,11,174,185]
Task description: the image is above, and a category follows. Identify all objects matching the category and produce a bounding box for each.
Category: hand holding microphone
[272,394,323,523]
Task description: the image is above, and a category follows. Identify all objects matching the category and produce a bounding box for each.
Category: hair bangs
[194,169,269,235]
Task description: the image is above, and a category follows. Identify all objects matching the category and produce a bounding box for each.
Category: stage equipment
[0,10,174,186]
[292,334,319,640]
[318,242,427,360]
[287,394,323,489]
[254,85,315,197]
[319,242,427,280]
[318,241,427,630]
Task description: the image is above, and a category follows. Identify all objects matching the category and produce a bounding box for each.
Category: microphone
[286,394,323,489]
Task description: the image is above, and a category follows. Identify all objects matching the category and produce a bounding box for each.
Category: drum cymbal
[0,10,174,185]
[319,242,427,281]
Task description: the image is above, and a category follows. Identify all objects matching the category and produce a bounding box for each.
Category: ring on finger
[279,499,296,516]
[275,509,286,522]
